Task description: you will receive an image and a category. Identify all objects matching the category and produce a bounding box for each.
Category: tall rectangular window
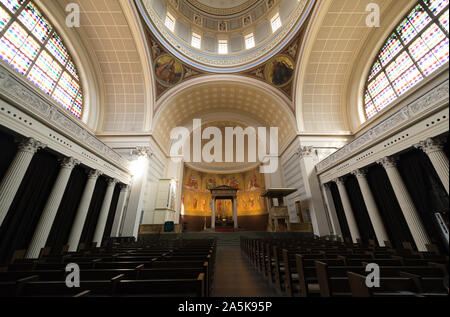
[165,13,175,32]
[271,13,282,32]
[218,39,228,54]
[245,33,255,49]
[191,32,201,49]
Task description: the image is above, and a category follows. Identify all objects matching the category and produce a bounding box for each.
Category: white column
[298,146,331,236]
[322,183,342,237]
[233,198,238,229]
[211,198,215,230]
[0,138,46,226]
[67,169,102,252]
[121,147,149,238]
[415,137,449,194]
[333,177,361,243]
[92,178,119,247]
[377,157,431,251]
[25,157,80,258]
[352,169,390,246]
[110,184,129,237]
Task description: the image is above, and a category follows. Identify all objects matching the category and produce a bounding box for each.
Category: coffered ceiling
[297,0,394,132]
[153,79,297,152]
[58,0,148,133]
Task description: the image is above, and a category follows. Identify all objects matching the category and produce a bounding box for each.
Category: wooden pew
[347,272,447,297]
[114,274,205,297]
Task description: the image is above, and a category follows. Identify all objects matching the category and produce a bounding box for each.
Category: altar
[210,185,239,231]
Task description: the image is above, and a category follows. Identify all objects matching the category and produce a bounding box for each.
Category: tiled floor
[212,246,282,297]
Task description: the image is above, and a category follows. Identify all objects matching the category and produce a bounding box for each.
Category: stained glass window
[364,0,449,119]
[0,0,83,118]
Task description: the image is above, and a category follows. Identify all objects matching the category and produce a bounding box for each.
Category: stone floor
[212,246,282,297]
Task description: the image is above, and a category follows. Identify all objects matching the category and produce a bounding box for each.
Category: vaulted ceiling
[50,0,414,149]
[58,0,149,133]
[153,78,297,152]
[296,0,401,133]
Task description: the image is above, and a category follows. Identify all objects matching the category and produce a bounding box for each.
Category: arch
[362,0,449,121]
[293,0,323,132]
[0,0,88,121]
[152,74,298,152]
[122,0,156,131]
[35,0,104,131]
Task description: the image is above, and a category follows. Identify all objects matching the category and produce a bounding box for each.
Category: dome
[136,0,315,72]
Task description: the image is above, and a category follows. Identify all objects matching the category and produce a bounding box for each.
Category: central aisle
[212,246,282,297]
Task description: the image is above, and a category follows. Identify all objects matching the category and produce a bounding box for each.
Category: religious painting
[227,176,240,189]
[182,166,267,216]
[246,172,261,190]
[154,54,183,86]
[265,55,294,87]
[185,172,199,189]
[205,176,217,190]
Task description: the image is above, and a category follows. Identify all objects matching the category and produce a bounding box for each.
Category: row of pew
[0,239,216,297]
[241,237,449,297]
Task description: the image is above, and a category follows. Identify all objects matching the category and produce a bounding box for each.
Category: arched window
[0,0,83,118]
[364,0,448,119]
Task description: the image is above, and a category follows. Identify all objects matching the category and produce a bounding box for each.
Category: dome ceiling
[136,0,315,72]
[194,0,256,13]
[146,25,305,101]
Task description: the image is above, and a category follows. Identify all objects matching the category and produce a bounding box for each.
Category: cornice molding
[0,65,130,172]
[316,80,449,174]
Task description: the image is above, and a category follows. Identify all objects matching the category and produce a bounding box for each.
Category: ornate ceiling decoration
[146,23,306,101]
[136,0,315,72]
[186,0,260,16]
[173,0,271,31]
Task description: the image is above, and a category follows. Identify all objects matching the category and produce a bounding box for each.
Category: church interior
[0,0,449,299]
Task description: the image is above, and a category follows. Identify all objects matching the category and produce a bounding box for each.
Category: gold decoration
[265,55,295,87]
[154,54,183,86]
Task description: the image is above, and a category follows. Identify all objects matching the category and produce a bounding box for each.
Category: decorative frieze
[316,81,449,173]
[0,65,130,171]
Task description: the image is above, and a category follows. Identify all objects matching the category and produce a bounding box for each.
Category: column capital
[60,157,80,170]
[322,182,332,189]
[133,147,152,159]
[351,168,368,178]
[296,146,314,159]
[107,178,119,187]
[377,156,398,169]
[17,137,46,154]
[332,177,346,186]
[87,169,103,180]
[414,137,445,155]
[119,183,130,191]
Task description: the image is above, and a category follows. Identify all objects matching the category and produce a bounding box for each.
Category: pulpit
[261,188,297,232]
